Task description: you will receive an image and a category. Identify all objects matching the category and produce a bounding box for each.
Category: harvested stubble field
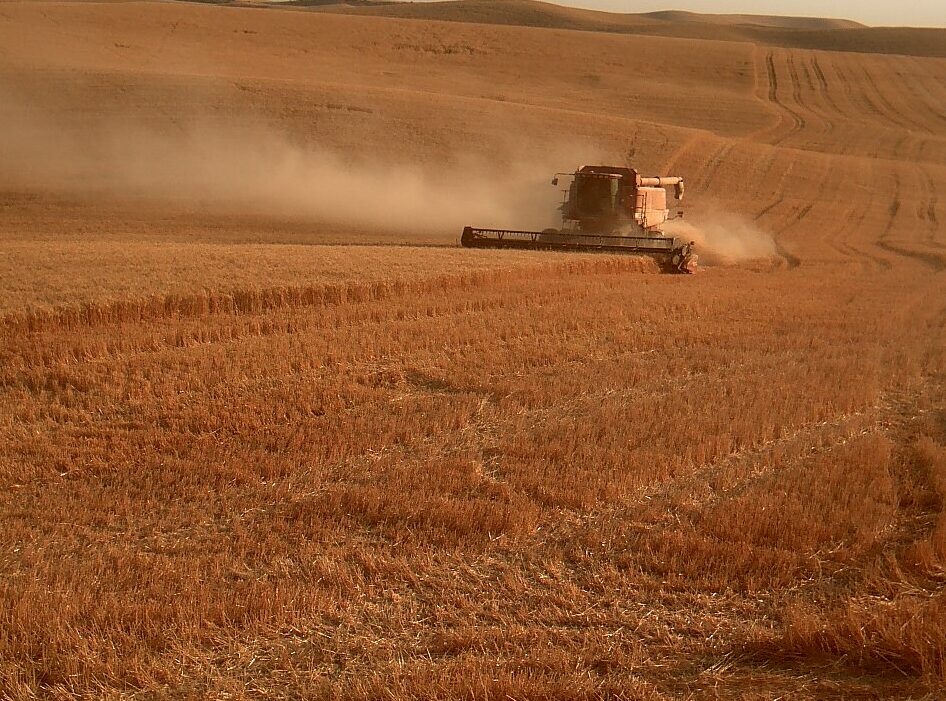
[1,1,946,699]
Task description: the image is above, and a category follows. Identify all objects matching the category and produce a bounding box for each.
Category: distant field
[1,1,945,699]
[313,0,946,57]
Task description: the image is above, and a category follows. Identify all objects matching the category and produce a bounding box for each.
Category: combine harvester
[462,165,697,273]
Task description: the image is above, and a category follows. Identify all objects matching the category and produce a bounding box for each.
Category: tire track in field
[752,150,798,227]
[754,50,805,147]
[751,144,779,185]
[786,53,832,143]
[695,140,735,192]
[753,49,943,164]
[810,54,845,134]
[830,58,879,119]
[766,50,806,145]
[750,149,799,270]
[770,202,808,270]
[919,166,942,251]
[802,154,892,272]
[645,408,879,522]
[753,196,784,224]
[892,56,946,134]
[660,131,703,175]
[844,200,894,272]
[751,148,821,271]
[856,64,909,131]
[849,60,933,162]
[799,56,834,137]
[871,57,944,141]
[590,283,946,588]
[266,346,808,540]
[457,344,884,519]
[825,55,910,160]
[875,171,945,272]
[820,53,879,157]
[845,65,892,129]
[857,61,938,165]
[904,56,946,125]
[826,202,887,272]
[751,196,803,271]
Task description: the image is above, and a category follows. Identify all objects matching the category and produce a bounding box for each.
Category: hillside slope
[310,0,946,57]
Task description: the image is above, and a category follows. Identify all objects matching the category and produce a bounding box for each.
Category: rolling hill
[1,1,945,698]
[305,0,946,57]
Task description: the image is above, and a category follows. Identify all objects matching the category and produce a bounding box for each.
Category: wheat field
[1,1,945,699]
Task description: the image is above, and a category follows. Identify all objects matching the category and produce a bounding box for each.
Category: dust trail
[0,94,603,237]
[665,212,777,265]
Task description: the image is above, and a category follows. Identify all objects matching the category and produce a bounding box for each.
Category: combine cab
[462,165,697,273]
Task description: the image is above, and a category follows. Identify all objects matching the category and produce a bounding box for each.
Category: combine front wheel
[673,242,698,274]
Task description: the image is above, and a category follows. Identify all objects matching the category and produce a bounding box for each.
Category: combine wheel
[673,242,698,274]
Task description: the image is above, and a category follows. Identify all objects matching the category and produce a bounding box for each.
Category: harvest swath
[1,2,945,699]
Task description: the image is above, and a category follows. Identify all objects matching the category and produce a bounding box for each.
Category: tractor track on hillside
[824,55,912,161]
[844,202,893,272]
[762,156,797,214]
[862,61,932,137]
[828,203,871,269]
[810,55,843,124]
[799,56,834,136]
[772,51,806,143]
[838,61,932,162]
[752,195,809,271]
[786,54,830,141]
[831,58,883,126]
[794,154,889,272]
[697,140,735,191]
[904,56,946,128]
[748,147,821,272]
[876,172,945,272]
[753,196,784,223]
[769,202,809,270]
[920,166,942,251]
[661,132,703,175]
[821,53,875,156]
[893,56,946,134]
[756,50,805,147]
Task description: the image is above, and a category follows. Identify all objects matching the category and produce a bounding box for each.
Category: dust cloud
[3,92,773,254]
[0,95,575,237]
[665,212,777,265]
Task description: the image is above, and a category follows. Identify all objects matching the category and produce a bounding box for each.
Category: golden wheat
[2,1,946,698]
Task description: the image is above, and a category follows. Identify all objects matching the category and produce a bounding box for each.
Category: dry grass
[2,258,945,698]
[744,434,946,682]
[0,241,650,320]
[1,1,946,699]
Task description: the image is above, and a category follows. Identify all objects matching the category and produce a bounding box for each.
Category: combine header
[462,165,697,273]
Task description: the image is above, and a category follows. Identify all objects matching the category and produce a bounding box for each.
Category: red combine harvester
[462,165,697,273]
